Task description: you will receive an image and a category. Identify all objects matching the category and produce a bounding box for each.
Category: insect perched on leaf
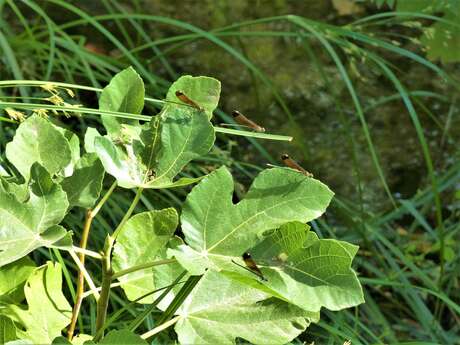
[175,90,202,110]
[231,110,265,132]
[281,154,313,177]
[231,252,268,281]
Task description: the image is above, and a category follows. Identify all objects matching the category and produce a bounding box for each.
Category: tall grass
[0,1,459,343]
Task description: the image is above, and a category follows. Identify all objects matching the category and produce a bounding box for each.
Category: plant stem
[140,315,181,340]
[112,187,144,239]
[94,187,143,340]
[112,259,177,280]
[67,182,116,340]
[95,236,114,340]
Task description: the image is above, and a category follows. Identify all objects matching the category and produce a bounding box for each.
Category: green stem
[94,187,144,340]
[112,259,177,280]
[94,236,114,340]
[112,187,144,239]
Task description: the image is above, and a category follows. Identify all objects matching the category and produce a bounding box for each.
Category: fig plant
[0,67,364,344]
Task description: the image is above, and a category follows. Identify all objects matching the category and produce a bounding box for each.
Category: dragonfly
[231,252,268,281]
[281,154,313,177]
[175,90,202,110]
[231,110,265,133]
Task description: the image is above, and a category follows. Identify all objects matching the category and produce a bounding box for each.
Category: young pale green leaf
[0,164,71,267]
[112,208,178,303]
[0,257,35,304]
[174,270,318,345]
[1,262,72,344]
[165,75,221,119]
[169,166,334,274]
[0,315,18,344]
[239,222,365,312]
[5,115,71,179]
[99,66,144,135]
[60,153,105,209]
[94,76,217,189]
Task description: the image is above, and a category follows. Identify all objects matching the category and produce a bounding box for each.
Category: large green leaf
[112,208,178,303]
[1,262,72,344]
[174,270,318,345]
[60,153,105,209]
[169,166,334,274]
[233,222,365,312]
[99,66,144,135]
[0,164,71,267]
[94,77,217,189]
[5,115,71,179]
[165,75,221,119]
[0,257,35,304]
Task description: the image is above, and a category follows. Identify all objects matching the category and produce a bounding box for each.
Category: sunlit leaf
[112,208,178,303]
[5,115,71,179]
[99,66,144,136]
[0,164,71,267]
[1,262,71,344]
[243,222,365,311]
[169,166,334,275]
[174,270,318,345]
[165,75,221,119]
[94,76,217,189]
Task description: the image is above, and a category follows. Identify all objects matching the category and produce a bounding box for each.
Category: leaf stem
[112,187,144,240]
[140,315,181,340]
[67,182,116,340]
[112,259,177,280]
[71,246,102,259]
[95,236,114,340]
[94,187,143,340]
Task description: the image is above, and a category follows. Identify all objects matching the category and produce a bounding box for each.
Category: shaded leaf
[112,208,178,303]
[174,270,318,345]
[0,315,18,344]
[60,153,105,208]
[99,330,147,344]
[0,164,71,267]
[5,115,71,179]
[0,257,35,304]
[2,262,71,344]
[99,66,144,135]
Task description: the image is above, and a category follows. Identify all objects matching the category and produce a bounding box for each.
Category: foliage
[0,68,362,344]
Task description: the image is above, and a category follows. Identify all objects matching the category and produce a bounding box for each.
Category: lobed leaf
[5,115,71,180]
[0,257,35,304]
[112,208,178,303]
[1,262,71,344]
[0,164,71,267]
[93,74,217,189]
[169,166,334,274]
[174,270,318,345]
